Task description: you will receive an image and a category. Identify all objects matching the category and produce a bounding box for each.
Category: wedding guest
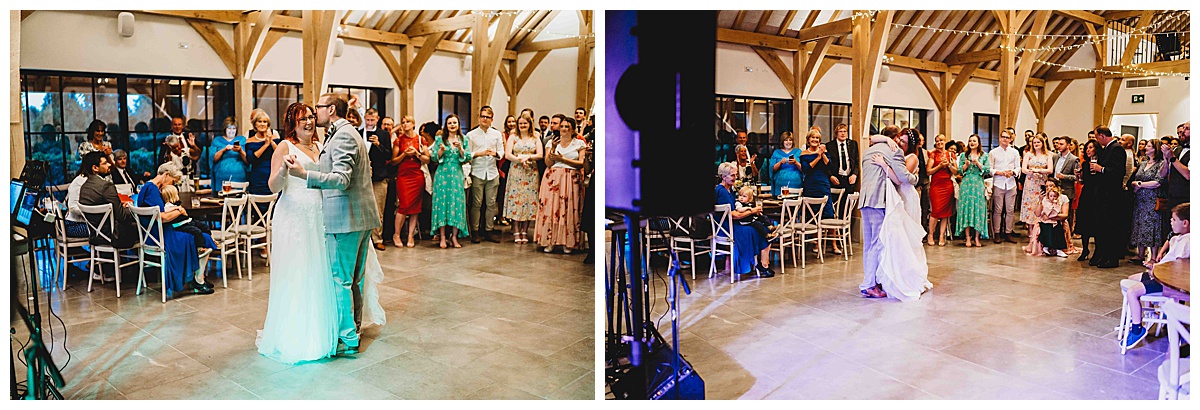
[63,171,90,238]
[826,123,859,203]
[466,106,505,244]
[417,122,440,241]
[504,113,543,244]
[360,108,393,250]
[1121,202,1189,350]
[108,149,146,189]
[915,133,931,238]
[1089,126,1129,268]
[1136,139,1149,164]
[715,162,775,277]
[390,116,427,248]
[927,134,956,246]
[496,114,519,227]
[1028,180,1069,257]
[211,116,249,187]
[957,135,990,247]
[78,120,113,161]
[1019,133,1052,251]
[1050,136,1079,253]
[163,117,201,177]
[137,162,217,296]
[1129,139,1168,264]
[1076,139,1102,261]
[989,129,1021,244]
[245,109,280,196]
[430,115,471,249]
[78,152,137,282]
[799,129,833,220]
[535,118,586,254]
[769,132,804,196]
[1161,122,1189,217]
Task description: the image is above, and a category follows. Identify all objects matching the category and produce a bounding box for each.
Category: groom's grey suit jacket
[306,118,381,234]
[858,139,918,209]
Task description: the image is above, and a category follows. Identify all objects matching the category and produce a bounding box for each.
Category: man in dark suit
[108,149,147,189]
[1089,126,1128,268]
[826,123,859,218]
[78,151,139,251]
[359,108,394,250]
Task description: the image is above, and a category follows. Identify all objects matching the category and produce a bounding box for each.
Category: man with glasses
[466,106,505,243]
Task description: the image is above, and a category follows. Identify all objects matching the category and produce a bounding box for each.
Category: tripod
[10,231,65,400]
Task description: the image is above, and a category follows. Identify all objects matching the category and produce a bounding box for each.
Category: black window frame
[438,91,472,129]
[973,113,1001,151]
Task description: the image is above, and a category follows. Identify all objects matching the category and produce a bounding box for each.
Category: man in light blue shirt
[466,106,505,243]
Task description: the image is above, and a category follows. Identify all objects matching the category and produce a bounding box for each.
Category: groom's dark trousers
[329,230,371,348]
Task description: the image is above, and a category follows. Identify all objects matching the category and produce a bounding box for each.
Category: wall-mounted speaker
[463,55,473,72]
[994,83,1000,98]
[117,12,135,38]
[334,38,345,57]
[879,66,891,83]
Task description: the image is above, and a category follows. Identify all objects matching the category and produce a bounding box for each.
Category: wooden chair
[709,205,736,283]
[792,197,827,268]
[819,193,859,260]
[129,206,168,302]
[669,215,712,280]
[1158,300,1190,399]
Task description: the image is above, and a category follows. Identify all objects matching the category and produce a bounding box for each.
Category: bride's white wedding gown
[875,161,933,302]
[256,140,386,364]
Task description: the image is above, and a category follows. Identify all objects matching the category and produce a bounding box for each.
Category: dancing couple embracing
[256,93,388,364]
[859,124,933,301]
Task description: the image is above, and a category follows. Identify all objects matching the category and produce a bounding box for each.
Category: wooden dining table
[1152,259,1190,294]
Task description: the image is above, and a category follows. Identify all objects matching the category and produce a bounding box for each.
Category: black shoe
[1097,261,1119,269]
[471,234,481,244]
[1077,253,1090,262]
[1128,258,1144,265]
[1003,234,1018,244]
[190,282,215,295]
[486,233,501,243]
[1088,257,1100,266]
[755,264,776,278]
[335,341,359,356]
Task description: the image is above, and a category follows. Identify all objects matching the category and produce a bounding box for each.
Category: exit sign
[1132,94,1146,103]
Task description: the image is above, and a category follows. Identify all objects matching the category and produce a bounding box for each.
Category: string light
[476,11,522,18]
[889,22,1190,39]
[1036,59,1189,77]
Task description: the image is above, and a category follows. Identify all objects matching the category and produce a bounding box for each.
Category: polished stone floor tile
[13,233,594,400]
[628,232,1163,399]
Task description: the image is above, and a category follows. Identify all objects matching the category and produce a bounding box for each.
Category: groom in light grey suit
[286,93,380,355]
[858,124,917,299]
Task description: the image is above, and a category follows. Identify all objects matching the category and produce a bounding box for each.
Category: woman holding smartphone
[211,116,249,188]
[768,132,803,197]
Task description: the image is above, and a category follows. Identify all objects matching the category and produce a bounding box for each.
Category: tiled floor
[12,229,595,400]
[630,231,1170,400]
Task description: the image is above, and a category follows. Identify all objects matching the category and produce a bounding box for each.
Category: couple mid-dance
[256,94,387,364]
[859,125,932,302]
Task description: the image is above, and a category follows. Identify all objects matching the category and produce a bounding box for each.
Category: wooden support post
[301,10,342,106]
[399,43,414,118]
[851,10,893,142]
[232,19,253,133]
[11,11,25,175]
[793,45,807,133]
[576,11,593,110]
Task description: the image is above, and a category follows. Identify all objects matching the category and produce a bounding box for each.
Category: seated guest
[715,162,775,278]
[108,149,147,189]
[768,132,803,197]
[1121,202,1189,350]
[64,169,91,238]
[78,151,138,249]
[136,162,217,296]
[731,145,759,184]
[1027,181,1069,257]
[158,184,214,251]
[735,186,777,240]
[160,135,195,178]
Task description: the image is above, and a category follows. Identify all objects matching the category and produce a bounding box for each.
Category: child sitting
[735,186,777,240]
[160,184,213,253]
[1121,202,1190,349]
[1026,181,1070,257]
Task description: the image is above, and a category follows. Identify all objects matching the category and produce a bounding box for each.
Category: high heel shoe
[1076,252,1089,262]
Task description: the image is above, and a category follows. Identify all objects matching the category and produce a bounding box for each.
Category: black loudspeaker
[20,160,49,192]
[606,11,716,217]
[647,343,704,400]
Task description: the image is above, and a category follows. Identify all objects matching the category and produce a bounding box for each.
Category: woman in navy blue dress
[715,162,775,278]
[245,109,279,195]
[799,129,835,219]
[137,162,218,296]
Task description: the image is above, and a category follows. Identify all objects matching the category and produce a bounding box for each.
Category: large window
[809,101,852,142]
[439,91,472,129]
[714,95,792,164]
[871,106,928,141]
[254,82,391,134]
[21,70,233,185]
[974,113,1001,150]
[328,85,389,121]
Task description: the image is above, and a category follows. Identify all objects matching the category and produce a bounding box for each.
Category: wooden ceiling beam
[514,10,560,48]
[934,11,987,62]
[752,47,796,97]
[900,10,944,57]
[1054,10,1106,26]
[406,12,476,37]
[800,10,820,30]
[755,11,773,33]
[886,10,922,55]
[776,10,798,35]
[388,10,412,33]
[138,10,243,24]
[1119,11,1157,66]
[1103,10,1146,21]
[793,16,852,42]
[915,70,946,109]
[243,10,278,77]
[516,37,579,52]
[945,47,1002,66]
[185,19,238,76]
[732,11,748,30]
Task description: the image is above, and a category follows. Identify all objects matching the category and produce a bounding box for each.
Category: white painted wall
[19,10,588,128]
[1110,75,1190,138]
[1110,113,1157,139]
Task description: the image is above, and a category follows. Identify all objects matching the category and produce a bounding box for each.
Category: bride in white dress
[257,103,386,364]
[868,130,933,302]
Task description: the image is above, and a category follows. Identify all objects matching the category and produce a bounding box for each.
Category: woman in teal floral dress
[956,134,991,247]
[430,114,471,248]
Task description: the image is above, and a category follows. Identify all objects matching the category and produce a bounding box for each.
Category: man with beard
[1088,126,1129,269]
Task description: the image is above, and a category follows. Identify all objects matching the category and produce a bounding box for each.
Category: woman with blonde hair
[504,113,543,243]
[768,131,803,197]
[1019,133,1053,252]
[246,109,279,196]
[390,115,429,248]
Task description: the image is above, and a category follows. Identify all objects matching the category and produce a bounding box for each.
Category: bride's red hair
[283,102,316,144]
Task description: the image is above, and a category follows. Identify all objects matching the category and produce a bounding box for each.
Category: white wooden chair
[79,203,141,298]
[772,198,802,273]
[129,206,168,303]
[792,196,827,268]
[668,215,712,280]
[643,218,672,274]
[1158,300,1190,400]
[49,200,90,291]
[819,192,859,260]
[1117,279,1172,355]
[212,196,246,288]
[709,204,736,283]
[236,193,277,280]
[829,188,846,218]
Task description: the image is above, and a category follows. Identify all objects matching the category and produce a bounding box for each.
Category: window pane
[894,109,909,129]
[160,79,184,121]
[61,76,95,133]
[26,133,69,186]
[256,83,279,135]
[831,104,850,138]
[23,75,61,136]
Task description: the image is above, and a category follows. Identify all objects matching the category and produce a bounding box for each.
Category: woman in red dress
[389,115,429,248]
[926,134,957,246]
